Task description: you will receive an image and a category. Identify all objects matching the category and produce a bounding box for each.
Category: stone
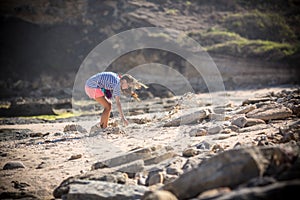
[102,172,128,184]
[136,172,148,186]
[12,181,30,189]
[242,97,271,105]
[239,124,270,133]
[53,169,129,198]
[163,110,208,127]
[211,144,224,153]
[64,124,87,133]
[227,125,240,132]
[235,104,257,114]
[66,180,148,200]
[208,113,229,121]
[196,141,211,150]
[231,116,247,128]
[189,128,207,137]
[144,152,177,165]
[208,125,222,134]
[92,148,152,170]
[29,132,43,137]
[245,118,266,127]
[0,152,8,157]
[142,190,178,200]
[147,172,164,186]
[197,187,231,199]
[3,161,25,170]
[166,166,183,176]
[246,103,292,121]
[163,174,179,185]
[69,154,82,160]
[182,158,200,172]
[116,159,144,175]
[182,148,199,157]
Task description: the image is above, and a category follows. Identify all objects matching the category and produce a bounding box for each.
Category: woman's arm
[115,96,129,126]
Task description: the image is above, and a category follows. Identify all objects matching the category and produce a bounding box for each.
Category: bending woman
[85,72,148,129]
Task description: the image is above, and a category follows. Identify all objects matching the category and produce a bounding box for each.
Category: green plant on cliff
[206,37,296,60]
[223,10,296,42]
[188,29,297,61]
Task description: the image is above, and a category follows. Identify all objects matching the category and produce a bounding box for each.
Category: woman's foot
[89,123,105,136]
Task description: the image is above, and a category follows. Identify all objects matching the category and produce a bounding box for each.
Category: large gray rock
[66,180,148,200]
[162,146,298,199]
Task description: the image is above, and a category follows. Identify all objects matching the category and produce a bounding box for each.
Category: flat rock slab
[163,110,208,127]
[66,180,148,200]
[246,103,292,121]
[92,148,152,170]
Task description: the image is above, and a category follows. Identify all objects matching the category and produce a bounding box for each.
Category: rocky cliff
[0,0,299,98]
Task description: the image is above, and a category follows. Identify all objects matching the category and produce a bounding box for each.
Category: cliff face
[0,0,299,97]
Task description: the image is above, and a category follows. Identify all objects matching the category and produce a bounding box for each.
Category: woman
[85,72,148,129]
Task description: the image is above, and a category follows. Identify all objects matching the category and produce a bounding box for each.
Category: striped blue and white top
[85,72,121,97]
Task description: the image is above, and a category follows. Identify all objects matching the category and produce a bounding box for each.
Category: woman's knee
[95,97,112,111]
[104,101,112,111]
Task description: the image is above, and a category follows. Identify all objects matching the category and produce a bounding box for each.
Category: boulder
[162,145,298,199]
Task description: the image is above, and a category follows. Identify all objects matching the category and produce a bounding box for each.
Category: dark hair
[120,74,148,101]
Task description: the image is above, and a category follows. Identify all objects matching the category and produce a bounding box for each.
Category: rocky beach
[1,0,300,199]
[0,86,299,199]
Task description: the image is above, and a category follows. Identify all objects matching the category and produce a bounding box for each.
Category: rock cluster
[53,89,300,200]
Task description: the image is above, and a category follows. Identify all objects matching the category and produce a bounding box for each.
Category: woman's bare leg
[95,96,112,128]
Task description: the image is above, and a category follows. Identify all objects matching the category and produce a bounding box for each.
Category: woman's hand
[121,117,129,126]
[115,96,129,126]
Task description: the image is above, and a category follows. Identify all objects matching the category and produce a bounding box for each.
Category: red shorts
[85,86,104,99]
